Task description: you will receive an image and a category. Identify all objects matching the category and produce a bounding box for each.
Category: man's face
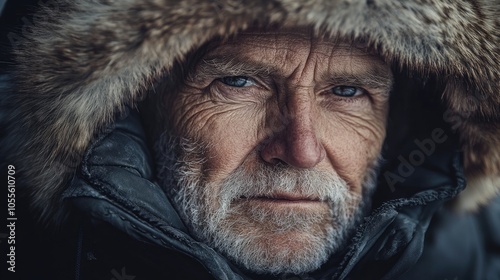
[157,29,393,274]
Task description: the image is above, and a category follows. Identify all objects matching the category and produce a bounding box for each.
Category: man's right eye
[220,76,256,87]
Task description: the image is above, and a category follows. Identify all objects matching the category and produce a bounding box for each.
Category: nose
[260,94,325,168]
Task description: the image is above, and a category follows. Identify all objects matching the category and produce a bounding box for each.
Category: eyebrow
[325,71,394,93]
[190,54,394,93]
[193,56,275,80]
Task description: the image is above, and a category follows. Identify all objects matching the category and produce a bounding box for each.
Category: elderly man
[0,1,499,280]
[154,28,393,275]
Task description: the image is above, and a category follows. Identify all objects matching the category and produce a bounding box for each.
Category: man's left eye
[220,76,256,87]
[331,86,364,97]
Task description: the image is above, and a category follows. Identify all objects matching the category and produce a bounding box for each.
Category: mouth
[240,192,322,204]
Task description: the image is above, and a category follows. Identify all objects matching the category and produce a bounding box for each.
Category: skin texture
[169,29,392,192]
[162,28,394,274]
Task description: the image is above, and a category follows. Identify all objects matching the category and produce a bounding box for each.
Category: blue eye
[220,76,255,87]
[332,86,363,97]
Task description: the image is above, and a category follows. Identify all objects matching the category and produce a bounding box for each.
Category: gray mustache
[216,164,355,204]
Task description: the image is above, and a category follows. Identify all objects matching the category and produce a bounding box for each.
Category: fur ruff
[3,0,499,226]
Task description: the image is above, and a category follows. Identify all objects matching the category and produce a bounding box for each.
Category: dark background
[1,1,73,280]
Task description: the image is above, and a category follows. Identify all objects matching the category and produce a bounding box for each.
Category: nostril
[267,158,286,166]
[259,136,288,166]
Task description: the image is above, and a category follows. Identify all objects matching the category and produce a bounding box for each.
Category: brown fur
[4,0,499,225]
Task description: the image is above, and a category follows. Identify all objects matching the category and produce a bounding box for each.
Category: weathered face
[156,29,393,275]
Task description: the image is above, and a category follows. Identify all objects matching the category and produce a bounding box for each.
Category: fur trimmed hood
[3,0,499,225]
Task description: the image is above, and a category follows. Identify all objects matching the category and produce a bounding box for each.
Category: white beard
[155,133,380,275]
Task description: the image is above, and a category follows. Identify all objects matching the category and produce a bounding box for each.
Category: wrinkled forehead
[194,27,392,83]
[208,27,383,60]
[239,28,361,49]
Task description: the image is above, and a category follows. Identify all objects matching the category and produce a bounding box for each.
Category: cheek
[204,121,258,181]
[319,100,387,191]
[173,91,264,182]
